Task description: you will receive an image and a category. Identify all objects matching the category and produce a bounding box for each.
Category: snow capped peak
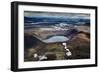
[56,23,69,27]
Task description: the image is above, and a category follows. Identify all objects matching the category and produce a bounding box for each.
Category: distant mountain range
[24,16,90,26]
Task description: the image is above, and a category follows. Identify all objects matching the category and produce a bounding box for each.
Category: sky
[24,11,90,19]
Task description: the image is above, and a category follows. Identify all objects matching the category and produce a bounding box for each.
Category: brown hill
[67,31,90,59]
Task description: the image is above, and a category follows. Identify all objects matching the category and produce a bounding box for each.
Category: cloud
[24,11,90,19]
